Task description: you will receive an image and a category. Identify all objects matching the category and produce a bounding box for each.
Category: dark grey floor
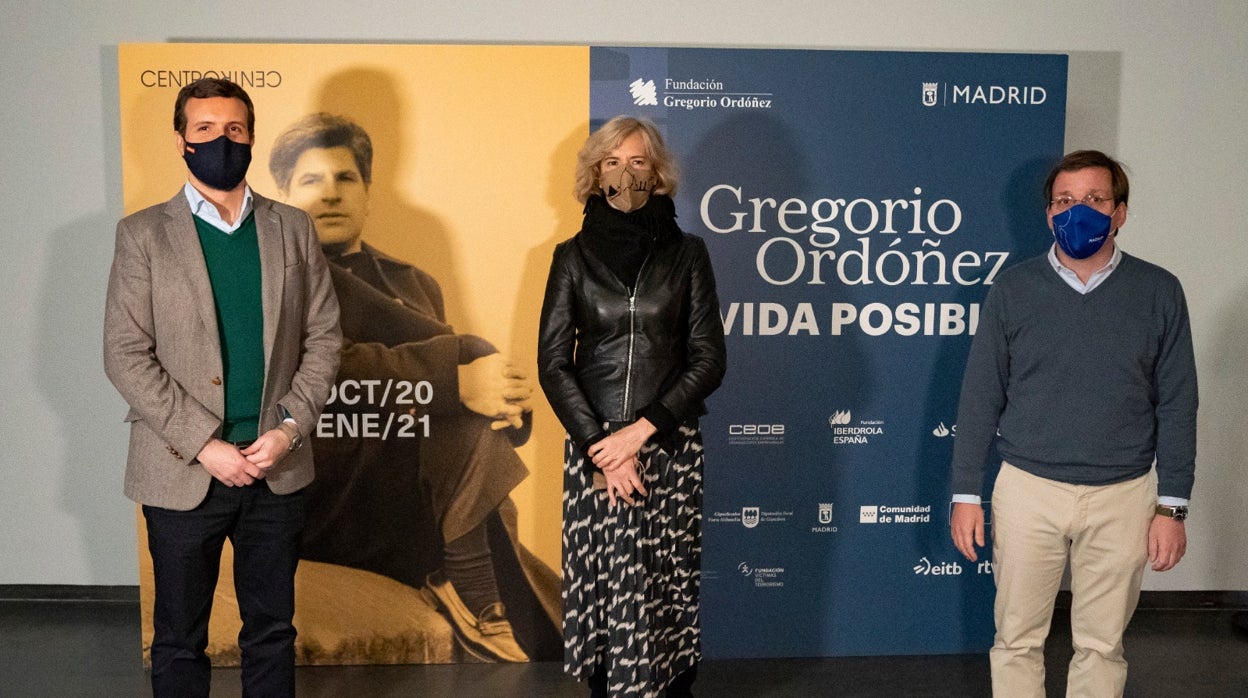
[2,589,1246,697]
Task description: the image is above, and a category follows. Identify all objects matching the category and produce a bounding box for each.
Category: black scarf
[579,194,681,288]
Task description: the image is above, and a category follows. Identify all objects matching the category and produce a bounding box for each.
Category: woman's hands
[587,418,656,507]
[601,460,648,507]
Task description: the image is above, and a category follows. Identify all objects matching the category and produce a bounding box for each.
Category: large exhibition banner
[119,43,588,665]
[118,43,1065,664]
[588,48,1067,656]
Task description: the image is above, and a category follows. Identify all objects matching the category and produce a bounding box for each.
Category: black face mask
[182,134,251,191]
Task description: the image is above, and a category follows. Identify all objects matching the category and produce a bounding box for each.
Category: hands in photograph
[458,353,534,429]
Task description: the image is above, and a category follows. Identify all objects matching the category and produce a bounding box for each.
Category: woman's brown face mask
[601,164,655,213]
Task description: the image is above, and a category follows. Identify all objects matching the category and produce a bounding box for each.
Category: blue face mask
[182,134,251,191]
[1051,203,1114,259]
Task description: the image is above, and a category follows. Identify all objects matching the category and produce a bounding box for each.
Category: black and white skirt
[561,424,703,697]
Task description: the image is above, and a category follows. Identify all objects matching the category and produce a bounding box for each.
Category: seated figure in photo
[269,112,560,662]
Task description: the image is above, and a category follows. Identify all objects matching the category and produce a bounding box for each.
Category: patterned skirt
[562,424,703,697]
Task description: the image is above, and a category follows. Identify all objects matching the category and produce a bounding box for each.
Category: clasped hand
[588,419,656,507]
[458,353,533,429]
[197,428,293,487]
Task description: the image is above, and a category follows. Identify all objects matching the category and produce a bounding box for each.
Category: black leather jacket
[538,213,727,450]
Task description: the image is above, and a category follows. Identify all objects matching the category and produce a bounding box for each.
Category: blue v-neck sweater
[951,252,1197,499]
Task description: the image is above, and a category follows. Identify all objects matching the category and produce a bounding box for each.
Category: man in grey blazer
[104,78,340,697]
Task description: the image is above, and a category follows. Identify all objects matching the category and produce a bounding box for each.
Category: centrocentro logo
[828,410,851,426]
[741,506,760,528]
[629,78,658,106]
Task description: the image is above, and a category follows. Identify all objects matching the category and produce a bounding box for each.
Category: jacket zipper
[621,257,649,418]
[623,292,636,417]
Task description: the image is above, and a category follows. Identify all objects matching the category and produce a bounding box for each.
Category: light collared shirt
[1047,242,1121,294]
[953,243,1188,508]
[182,181,254,233]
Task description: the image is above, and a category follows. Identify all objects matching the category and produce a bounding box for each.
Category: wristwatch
[1154,504,1188,521]
[277,421,303,452]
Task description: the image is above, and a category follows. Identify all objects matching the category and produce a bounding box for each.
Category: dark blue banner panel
[591,47,1067,657]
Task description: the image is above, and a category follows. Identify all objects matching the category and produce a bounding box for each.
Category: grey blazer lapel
[161,193,219,342]
[254,194,284,375]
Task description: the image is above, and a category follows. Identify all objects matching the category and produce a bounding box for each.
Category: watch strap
[1154,504,1188,521]
[277,421,302,452]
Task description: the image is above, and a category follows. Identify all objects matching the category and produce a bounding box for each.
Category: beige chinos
[989,462,1155,698]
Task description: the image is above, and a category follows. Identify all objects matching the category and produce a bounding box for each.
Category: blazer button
[211,377,222,385]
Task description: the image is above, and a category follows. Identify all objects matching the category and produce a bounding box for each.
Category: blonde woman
[538,116,727,697]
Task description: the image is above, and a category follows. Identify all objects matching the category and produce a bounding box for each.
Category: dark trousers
[144,479,306,698]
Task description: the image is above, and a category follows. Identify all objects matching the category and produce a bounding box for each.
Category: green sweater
[195,214,264,443]
[951,252,1198,499]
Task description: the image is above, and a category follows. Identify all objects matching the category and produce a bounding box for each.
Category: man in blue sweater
[949,150,1197,697]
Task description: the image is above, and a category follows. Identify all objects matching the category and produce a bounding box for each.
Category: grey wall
[2,1,1244,591]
